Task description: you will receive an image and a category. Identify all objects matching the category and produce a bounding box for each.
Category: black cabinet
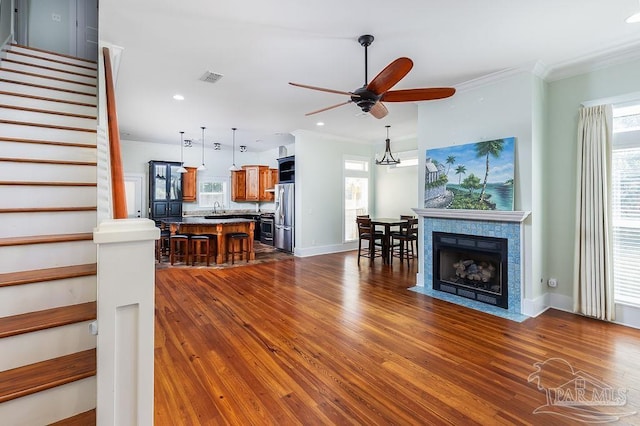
[278,155,295,183]
[149,160,183,225]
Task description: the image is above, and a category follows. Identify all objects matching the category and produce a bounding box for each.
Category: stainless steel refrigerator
[274,183,294,253]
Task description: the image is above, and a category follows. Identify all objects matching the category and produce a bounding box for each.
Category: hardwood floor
[155,252,640,425]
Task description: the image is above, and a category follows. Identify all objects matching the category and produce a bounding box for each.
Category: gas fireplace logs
[452,260,495,283]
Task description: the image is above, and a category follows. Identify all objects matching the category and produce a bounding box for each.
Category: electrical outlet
[52,13,61,22]
[548,278,558,288]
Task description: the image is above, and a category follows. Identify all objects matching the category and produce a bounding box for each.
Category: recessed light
[173,94,184,101]
[316,122,325,126]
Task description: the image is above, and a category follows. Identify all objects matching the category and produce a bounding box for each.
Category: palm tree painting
[424,137,515,210]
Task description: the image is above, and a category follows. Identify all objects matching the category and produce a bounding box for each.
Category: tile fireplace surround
[412,208,531,322]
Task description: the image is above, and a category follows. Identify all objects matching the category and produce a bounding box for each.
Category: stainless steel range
[259,213,275,246]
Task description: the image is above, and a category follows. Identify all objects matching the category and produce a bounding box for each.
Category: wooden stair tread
[0,78,97,97]
[0,91,96,108]
[0,206,97,214]
[0,181,96,187]
[0,232,93,247]
[0,348,96,403]
[0,103,96,120]
[0,263,97,288]
[0,136,97,148]
[8,43,98,65]
[0,68,97,88]
[0,301,96,338]
[2,49,97,72]
[0,119,97,133]
[49,409,96,426]
[0,157,97,166]
[1,59,97,79]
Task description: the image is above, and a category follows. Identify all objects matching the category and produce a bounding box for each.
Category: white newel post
[93,219,159,426]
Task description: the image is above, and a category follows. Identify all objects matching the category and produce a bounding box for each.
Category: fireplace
[433,232,508,308]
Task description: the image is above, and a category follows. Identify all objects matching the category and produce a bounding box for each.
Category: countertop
[161,217,255,225]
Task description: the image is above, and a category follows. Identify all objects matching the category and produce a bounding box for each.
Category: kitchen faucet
[213,201,221,214]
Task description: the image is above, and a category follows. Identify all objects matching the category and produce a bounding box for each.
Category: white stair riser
[0,70,96,95]
[6,45,98,70]
[2,211,97,238]
[0,241,97,274]
[0,80,97,104]
[0,376,96,426]
[0,123,96,144]
[0,107,96,130]
[0,162,96,182]
[0,93,96,116]
[0,141,96,162]
[0,322,96,371]
[0,276,96,318]
[0,185,96,208]
[1,61,97,85]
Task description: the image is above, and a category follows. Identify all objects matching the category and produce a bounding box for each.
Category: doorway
[13,0,98,61]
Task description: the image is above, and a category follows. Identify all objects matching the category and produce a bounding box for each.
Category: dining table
[370,217,409,264]
[161,217,256,264]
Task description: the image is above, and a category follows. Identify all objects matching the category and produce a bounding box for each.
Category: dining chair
[356,217,385,265]
[390,218,418,265]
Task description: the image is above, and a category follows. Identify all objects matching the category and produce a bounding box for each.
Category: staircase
[0,44,98,425]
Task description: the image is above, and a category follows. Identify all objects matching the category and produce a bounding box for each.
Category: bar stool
[226,232,249,264]
[190,235,211,266]
[170,234,190,265]
[202,233,218,260]
[156,228,171,262]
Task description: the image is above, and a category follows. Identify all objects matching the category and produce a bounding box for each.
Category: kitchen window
[198,178,228,208]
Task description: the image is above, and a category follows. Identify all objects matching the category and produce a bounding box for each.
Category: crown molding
[545,39,640,82]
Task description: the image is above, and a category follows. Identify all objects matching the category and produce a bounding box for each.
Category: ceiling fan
[289,35,456,119]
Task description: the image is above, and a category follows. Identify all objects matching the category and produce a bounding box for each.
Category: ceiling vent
[199,71,223,84]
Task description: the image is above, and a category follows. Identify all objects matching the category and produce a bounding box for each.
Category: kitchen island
[161,217,256,264]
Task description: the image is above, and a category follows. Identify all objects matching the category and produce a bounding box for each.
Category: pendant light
[229,127,238,171]
[375,125,400,165]
[177,131,187,173]
[197,126,207,171]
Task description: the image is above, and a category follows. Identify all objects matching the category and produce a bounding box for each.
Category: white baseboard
[522,293,550,317]
[295,242,357,258]
[614,303,640,330]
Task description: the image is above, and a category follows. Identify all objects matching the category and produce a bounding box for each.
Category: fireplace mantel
[413,208,530,223]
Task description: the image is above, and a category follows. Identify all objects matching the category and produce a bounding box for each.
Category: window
[612,104,640,306]
[344,157,370,241]
[198,178,228,208]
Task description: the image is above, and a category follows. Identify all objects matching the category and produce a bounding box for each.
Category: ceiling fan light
[197,164,206,171]
[177,165,188,173]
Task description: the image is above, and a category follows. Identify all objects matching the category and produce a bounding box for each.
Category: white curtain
[573,104,614,321]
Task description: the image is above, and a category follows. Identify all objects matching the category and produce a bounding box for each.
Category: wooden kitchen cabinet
[244,165,264,201]
[231,169,246,201]
[231,166,279,202]
[260,168,279,201]
[182,167,198,202]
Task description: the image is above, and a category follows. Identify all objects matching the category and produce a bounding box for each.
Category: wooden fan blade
[289,82,358,97]
[369,102,388,119]
[305,100,352,116]
[366,57,413,95]
[381,87,456,102]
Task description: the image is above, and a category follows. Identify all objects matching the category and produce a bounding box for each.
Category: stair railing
[102,47,127,219]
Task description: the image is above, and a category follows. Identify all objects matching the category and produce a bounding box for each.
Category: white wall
[417,69,545,301]
[373,136,419,218]
[27,0,71,54]
[545,58,640,301]
[293,130,370,256]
